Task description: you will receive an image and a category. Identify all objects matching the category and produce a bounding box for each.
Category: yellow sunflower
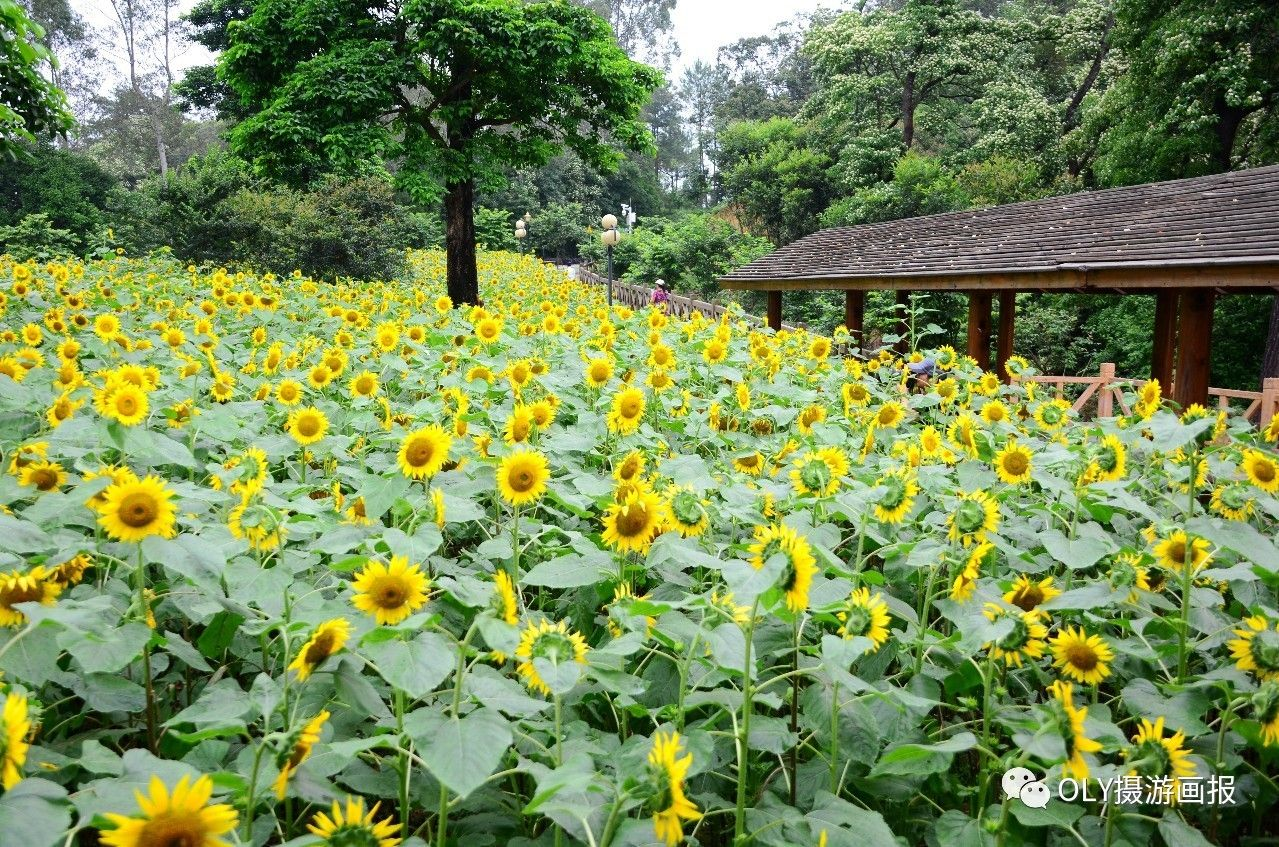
[1152,530,1210,575]
[289,618,352,681]
[307,797,401,847]
[493,570,520,626]
[837,587,891,651]
[1241,449,1279,493]
[273,710,329,799]
[607,387,646,435]
[947,490,999,546]
[747,522,816,613]
[397,425,452,480]
[1049,681,1102,780]
[1210,482,1256,522]
[276,379,303,406]
[351,556,430,626]
[1228,615,1279,682]
[585,357,614,388]
[1085,434,1127,483]
[1033,398,1071,430]
[601,487,668,555]
[98,475,178,542]
[1051,626,1114,685]
[1251,681,1279,747]
[100,774,238,847]
[1004,574,1060,612]
[349,370,379,398]
[0,567,65,627]
[515,618,589,697]
[667,488,710,538]
[1,692,30,789]
[950,542,992,603]
[796,404,826,434]
[497,449,550,506]
[1126,716,1195,802]
[980,399,1009,425]
[648,731,702,847]
[103,383,149,426]
[994,441,1033,485]
[983,603,1049,667]
[790,447,849,497]
[19,459,66,492]
[872,468,918,524]
[287,406,329,446]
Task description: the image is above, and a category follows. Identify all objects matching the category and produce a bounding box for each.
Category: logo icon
[1002,767,1051,808]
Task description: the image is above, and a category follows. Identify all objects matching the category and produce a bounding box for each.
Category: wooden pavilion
[718,165,1279,408]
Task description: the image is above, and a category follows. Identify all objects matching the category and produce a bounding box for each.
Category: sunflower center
[405,439,434,467]
[116,394,138,416]
[31,468,58,490]
[297,416,321,438]
[304,631,337,664]
[371,576,409,609]
[119,493,159,528]
[508,467,535,493]
[1002,452,1029,476]
[1011,584,1044,611]
[620,398,641,418]
[1166,541,1186,565]
[614,502,651,537]
[135,813,206,847]
[1066,643,1099,671]
[1254,460,1277,484]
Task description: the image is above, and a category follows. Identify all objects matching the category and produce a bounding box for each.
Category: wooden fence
[566,266,1278,427]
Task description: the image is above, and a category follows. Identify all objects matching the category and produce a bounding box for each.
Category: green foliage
[0,143,116,249]
[474,207,516,253]
[821,152,970,228]
[0,0,74,157]
[0,212,77,259]
[526,202,589,263]
[717,117,834,245]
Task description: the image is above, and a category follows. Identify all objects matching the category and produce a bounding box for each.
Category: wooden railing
[1022,363,1279,425]
[574,266,798,330]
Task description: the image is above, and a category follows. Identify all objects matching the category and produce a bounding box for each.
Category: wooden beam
[1151,290,1178,390]
[996,290,1016,381]
[844,290,865,345]
[766,290,782,331]
[967,291,993,370]
[1173,288,1214,409]
[895,290,911,355]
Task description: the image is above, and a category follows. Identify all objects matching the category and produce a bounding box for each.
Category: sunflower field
[1,249,1278,847]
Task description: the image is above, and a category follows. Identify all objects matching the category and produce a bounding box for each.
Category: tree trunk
[1262,295,1279,381]
[1213,98,1247,172]
[902,70,916,149]
[444,179,480,306]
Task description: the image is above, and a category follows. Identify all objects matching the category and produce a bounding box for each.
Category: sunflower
[1004,574,1060,612]
[796,404,826,434]
[837,587,891,651]
[397,424,452,479]
[1085,434,1127,483]
[607,387,646,435]
[103,383,149,426]
[349,370,379,398]
[307,797,401,847]
[994,441,1033,485]
[1049,681,1102,780]
[1107,551,1152,601]
[273,711,329,799]
[648,731,701,847]
[980,399,1009,425]
[474,316,503,344]
[276,379,303,406]
[659,488,707,538]
[1210,482,1256,522]
[873,401,905,429]
[732,451,764,476]
[983,603,1049,667]
[1251,681,1279,747]
[98,475,178,542]
[951,542,994,603]
[585,357,614,388]
[493,570,520,626]
[918,425,943,456]
[613,450,646,485]
[601,487,667,555]
[977,372,1002,396]
[1051,626,1114,685]
[747,523,816,613]
[947,490,999,546]
[289,618,352,681]
[1126,716,1195,802]
[947,413,980,457]
[497,449,550,506]
[790,447,849,497]
[872,468,918,524]
[1034,398,1071,430]
[1241,449,1279,493]
[287,406,329,446]
[1228,615,1279,682]
[1152,530,1211,575]
[19,459,66,492]
[515,618,589,697]
[503,404,535,444]
[351,556,430,626]
[100,774,238,847]
[1,692,30,789]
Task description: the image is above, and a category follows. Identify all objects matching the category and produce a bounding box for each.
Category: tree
[221,0,661,305]
[577,0,677,68]
[175,0,255,120]
[1,0,74,157]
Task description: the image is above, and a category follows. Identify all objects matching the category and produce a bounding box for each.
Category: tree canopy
[1,0,73,157]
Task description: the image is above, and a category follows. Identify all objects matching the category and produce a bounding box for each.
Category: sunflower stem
[977,657,995,813]
[554,694,564,847]
[136,546,158,753]
[828,678,840,795]
[396,688,411,842]
[242,739,267,840]
[1176,447,1199,684]
[733,599,759,845]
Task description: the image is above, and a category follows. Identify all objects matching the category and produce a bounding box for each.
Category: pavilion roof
[719,164,1279,292]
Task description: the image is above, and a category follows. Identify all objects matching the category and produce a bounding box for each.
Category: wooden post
[1261,377,1279,429]
[967,291,993,370]
[766,290,782,331]
[1173,288,1214,409]
[845,290,865,345]
[895,290,911,355]
[996,290,1016,381]
[1151,291,1178,389]
[1096,362,1116,418]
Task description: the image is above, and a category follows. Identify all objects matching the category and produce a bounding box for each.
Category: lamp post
[601,213,620,308]
[515,216,527,254]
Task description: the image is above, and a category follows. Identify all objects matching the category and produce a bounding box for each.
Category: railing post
[1262,377,1279,429]
[1097,362,1116,418]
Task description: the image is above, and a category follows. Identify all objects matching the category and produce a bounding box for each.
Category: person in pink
[651,278,671,312]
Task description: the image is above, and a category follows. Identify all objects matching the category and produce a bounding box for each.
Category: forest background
[3,0,1278,389]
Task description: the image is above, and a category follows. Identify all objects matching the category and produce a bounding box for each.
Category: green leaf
[1120,679,1210,736]
[166,679,251,727]
[75,673,146,713]
[61,622,152,675]
[522,553,611,588]
[807,791,898,847]
[335,657,392,719]
[1157,813,1214,847]
[1010,798,1085,827]
[363,632,455,699]
[409,707,512,800]
[0,621,62,686]
[1040,529,1111,570]
[0,778,70,847]
[870,732,977,778]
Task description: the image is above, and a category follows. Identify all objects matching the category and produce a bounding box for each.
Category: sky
[70,0,845,94]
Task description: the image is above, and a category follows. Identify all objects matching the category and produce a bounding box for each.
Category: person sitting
[907,357,936,392]
[651,278,671,311]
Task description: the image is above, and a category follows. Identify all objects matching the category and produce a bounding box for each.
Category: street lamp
[601,214,620,308]
[515,217,527,253]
